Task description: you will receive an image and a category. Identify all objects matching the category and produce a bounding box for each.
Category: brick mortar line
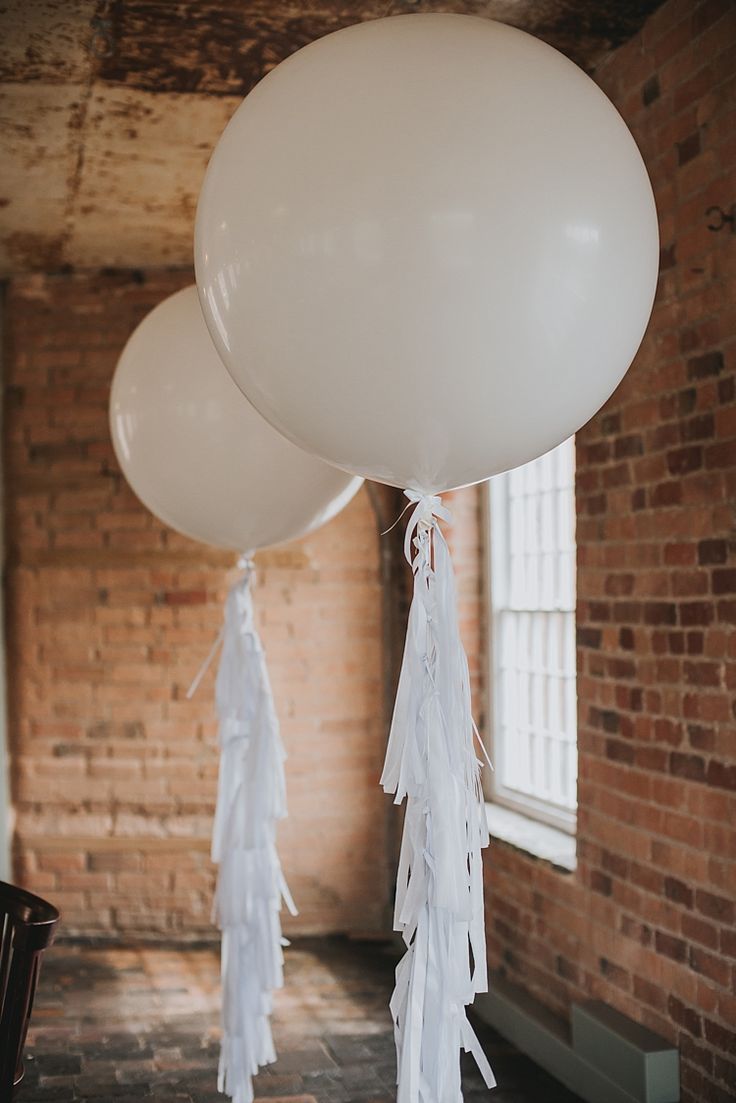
[492,810,734,889]
[15,835,212,852]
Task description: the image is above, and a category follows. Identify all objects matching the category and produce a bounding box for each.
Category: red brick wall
[472,2,736,1099]
[445,485,487,722]
[2,3,734,1096]
[4,270,389,939]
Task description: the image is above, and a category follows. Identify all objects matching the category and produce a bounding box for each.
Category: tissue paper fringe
[382,493,495,1102]
[211,565,296,1103]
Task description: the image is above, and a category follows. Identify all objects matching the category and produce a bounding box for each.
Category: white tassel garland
[206,559,296,1103]
[382,492,495,1102]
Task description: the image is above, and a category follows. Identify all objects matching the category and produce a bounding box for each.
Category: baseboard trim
[472,973,679,1103]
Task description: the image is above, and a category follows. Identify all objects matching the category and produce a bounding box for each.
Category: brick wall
[471,2,736,1100]
[2,1,735,1095]
[3,270,390,939]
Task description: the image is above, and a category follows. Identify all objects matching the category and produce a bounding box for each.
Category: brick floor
[21,938,583,1102]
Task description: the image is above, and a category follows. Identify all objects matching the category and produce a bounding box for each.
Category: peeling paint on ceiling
[0,0,665,274]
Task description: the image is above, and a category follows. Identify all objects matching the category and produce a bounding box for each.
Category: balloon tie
[381,490,495,1099]
[186,553,256,700]
[380,490,453,542]
[211,556,295,1102]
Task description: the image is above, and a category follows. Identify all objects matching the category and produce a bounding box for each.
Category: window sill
[485,803,577,872]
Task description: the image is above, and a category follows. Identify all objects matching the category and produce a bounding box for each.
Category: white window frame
[483,440,578,835]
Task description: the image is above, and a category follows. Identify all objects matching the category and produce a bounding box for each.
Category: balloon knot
[402,490,453,564]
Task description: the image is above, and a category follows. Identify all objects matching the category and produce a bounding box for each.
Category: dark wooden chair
[0,881,59,1099]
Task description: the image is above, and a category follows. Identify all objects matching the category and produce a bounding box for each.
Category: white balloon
[109,287,362,551]
[195,13,659,494]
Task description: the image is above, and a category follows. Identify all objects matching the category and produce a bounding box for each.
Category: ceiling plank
[0,0,665,273]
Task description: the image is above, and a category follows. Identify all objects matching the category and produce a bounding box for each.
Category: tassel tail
[382,493,495,1102]
[211,563,296,1103]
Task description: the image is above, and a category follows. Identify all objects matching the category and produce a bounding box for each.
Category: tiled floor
[21,937,583,1102]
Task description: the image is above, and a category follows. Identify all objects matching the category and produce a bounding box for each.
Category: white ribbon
[201,558,296,1103]
[382,491,495,1102]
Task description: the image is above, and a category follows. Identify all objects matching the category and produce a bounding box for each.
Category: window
[486,437,577,833]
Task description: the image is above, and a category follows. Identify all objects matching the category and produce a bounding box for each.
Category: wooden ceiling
[0,0,664,274]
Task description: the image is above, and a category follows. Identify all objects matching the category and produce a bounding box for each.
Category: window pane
[490,437,577,823]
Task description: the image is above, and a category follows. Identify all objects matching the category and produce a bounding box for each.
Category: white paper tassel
[382,492,495,1102]
[206,559,296,1103]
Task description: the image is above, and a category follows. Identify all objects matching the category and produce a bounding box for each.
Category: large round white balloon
[195,14,658,494]
[109,287,362,551]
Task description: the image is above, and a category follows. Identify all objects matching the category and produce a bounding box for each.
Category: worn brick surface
[20,938,582,1102]
[4,269,390,940]
[3,2,736,1101]
[451,3,736,1102]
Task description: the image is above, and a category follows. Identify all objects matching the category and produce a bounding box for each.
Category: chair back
[0,881,59,1097]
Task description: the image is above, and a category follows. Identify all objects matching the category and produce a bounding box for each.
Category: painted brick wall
[4,269,390,939]
[470,2,736,1100]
